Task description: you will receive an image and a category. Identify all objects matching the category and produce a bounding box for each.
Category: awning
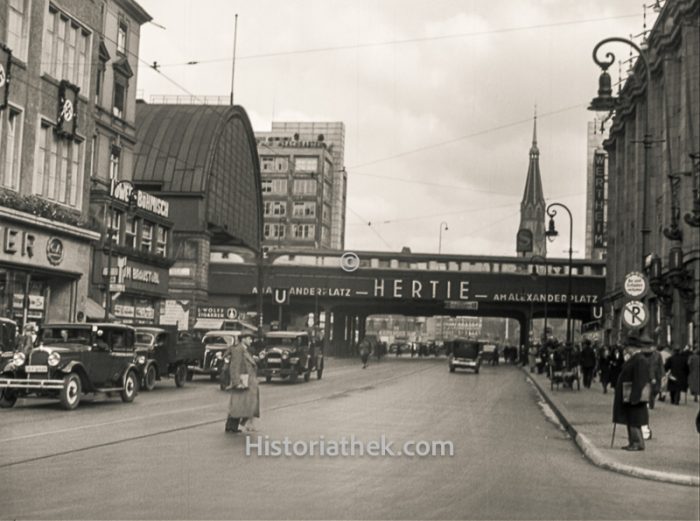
[193,318,223,330]
[85,298,116,321]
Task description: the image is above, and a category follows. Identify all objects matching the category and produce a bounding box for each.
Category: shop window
[43,4,91,91]
[124,216,137,249]
[141,221,153,252]
[1,106,23,191]
[7,0,31,62]
[34,121,83,209]
[156,226,168,256]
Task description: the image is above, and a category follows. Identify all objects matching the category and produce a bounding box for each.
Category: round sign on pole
[225,307,237,320]
[623,271,649,299]
[622,300,649,329]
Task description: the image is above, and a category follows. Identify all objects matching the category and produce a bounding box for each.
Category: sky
[135,0,655,258]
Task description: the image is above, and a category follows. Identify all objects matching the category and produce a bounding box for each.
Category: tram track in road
[0,361,435,469]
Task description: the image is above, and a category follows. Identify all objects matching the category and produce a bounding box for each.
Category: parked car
[0,323,139,410]
[447,339,482,374]
[134,326,204,390]
[189,330,244,382]
[0,318,17,352]
[257,331,323,383]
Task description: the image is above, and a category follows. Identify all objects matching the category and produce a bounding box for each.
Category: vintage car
[0,318,18,368]
[447,339,482,374]
[257,331,323,383]
[0,323,139,410]
[134,326,204,390]
[189,330,245,381]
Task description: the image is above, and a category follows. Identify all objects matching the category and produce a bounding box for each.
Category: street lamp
[589,37,654,270]
[438,221,448,254]
[545,202,573,347]
[104,179,137,320]
[529,254,549,343]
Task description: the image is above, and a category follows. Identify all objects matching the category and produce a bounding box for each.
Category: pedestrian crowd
[528,334,700,450]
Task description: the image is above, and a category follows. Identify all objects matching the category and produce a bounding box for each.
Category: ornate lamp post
[529,254,549,343]
[589,37,654,270]
[545,203,573,347]
[105,180,137,320]
[438,221,448,254]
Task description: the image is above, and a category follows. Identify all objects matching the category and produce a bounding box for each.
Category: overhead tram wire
[155,13,642,68]
[346,206,393,250]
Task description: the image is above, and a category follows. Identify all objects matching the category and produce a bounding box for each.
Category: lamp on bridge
[529,254,549,344]
[545,202,573,347]
[438,221,449,254]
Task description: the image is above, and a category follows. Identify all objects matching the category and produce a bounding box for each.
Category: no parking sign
[622,300,648,330]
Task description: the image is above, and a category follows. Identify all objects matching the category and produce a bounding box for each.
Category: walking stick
[610,423,616,448]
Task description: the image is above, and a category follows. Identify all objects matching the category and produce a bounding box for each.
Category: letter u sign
[273,289,289,305]
[592,305,603,320]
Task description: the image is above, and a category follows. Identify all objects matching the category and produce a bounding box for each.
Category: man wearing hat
[612,333,653,451]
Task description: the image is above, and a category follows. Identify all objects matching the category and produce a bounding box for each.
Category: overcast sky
[136,0,653,258]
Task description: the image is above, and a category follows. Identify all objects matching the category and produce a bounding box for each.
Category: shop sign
[28,295,45,310]
[114,304,135,318]
[46,237,65,265]
[592,151,607,249]
[102,256,167,295]
[196,306,238,319]
[135,306,155,320]
[12,294,24,308]
[111,182,169,218]
[0,43,12,111]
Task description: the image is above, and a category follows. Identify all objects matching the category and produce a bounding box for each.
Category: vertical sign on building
[593,151,607,249]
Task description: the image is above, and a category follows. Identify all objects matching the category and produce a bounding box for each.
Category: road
[1,357,698,520]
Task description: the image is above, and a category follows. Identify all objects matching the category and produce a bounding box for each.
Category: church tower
[516,110,546,257]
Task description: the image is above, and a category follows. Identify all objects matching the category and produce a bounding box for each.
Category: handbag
[234,373,249,390]
[622,381,651,403]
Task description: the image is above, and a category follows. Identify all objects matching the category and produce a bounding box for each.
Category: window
[264,201,286,216]
[109,210,121,244]
[264,224,285,239]
[293,224,315,239]
[7,0,30,61]
[293,179,316,195]
[294,157,318,173]
[261,157,274,172]
[292,202,316,217]
[95,63,104,105]
[109,147,120,180]
[275,157,289,172]
[113,77,126,118]
[34,121,83,208]
[141,222,153,252]
[261,179,287,194]
[43,5,91,91]
[1,107,23,191]
[117,20,127,55]
[124,217,137,248]
[90,136,97,178]
[156,226,168,256]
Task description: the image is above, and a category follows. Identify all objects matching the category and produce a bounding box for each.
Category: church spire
[517,107,546,257]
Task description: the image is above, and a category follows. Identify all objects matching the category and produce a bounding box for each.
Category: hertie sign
[622,300,648,330]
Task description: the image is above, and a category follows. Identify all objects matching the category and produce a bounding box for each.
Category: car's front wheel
[449,365,455,373]
[143,364,157,391]
[59,373,82,410]
[174,364,187,388]
[0,388,18,408]
[120,371,138,403]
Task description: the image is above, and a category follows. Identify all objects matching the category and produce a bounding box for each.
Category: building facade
[516,116,546,258]
[1,0,103,328]
[602,0,699,347]
[256,122,346,252]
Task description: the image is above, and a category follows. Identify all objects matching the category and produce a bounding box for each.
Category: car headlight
[13,352,26,366]
[258,351,266,359]
[136,355,147,365]
[290,357,299,364]
[281,352,289,360]
[215,351,223,359]
[48,352,61,367]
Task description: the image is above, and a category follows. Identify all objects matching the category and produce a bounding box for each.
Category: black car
[257,331,323,383]
[0,323,139,410]
[447,339,482,374]
[134,326,204,390]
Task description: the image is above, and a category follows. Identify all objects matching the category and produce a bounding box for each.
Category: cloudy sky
[136,0,653,258]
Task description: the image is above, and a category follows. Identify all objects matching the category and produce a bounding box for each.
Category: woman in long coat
[612,341,651,451]
[225,333,260,433]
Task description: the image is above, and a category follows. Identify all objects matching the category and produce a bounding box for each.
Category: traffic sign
[622,300,649,329]
[623,271,649,299]
[225,307,238,319]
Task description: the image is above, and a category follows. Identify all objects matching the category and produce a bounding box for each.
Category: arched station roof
[134,103,262,250]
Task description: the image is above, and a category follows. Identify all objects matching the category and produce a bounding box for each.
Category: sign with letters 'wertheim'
[593,151,607,249]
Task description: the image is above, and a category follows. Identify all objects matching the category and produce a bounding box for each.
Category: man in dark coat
[664,346,689,405]
[612,336,652,451]
[580,340,597,389]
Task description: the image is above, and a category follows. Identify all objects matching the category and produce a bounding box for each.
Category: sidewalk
[523,367,700,487]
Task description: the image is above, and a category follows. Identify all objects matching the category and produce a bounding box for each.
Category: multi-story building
[585,118,608,261]
[86,0,175,325]
[601,0,699,347]
[256,122,346,252]
[0,0,102,327]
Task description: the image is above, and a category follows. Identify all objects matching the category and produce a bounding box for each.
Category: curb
[523,368,699,488]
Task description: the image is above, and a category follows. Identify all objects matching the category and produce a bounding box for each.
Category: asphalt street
[0,357,698,520]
